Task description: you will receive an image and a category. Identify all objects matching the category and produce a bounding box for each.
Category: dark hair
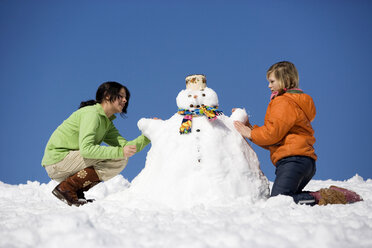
[79,81,130,117]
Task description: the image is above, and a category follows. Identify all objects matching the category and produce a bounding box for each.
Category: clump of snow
[230,108,249,124]
[0,175,371,248]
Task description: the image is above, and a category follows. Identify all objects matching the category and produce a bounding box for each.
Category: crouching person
[41,81,150,206]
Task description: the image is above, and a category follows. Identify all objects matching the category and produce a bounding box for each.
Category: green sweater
[41,103,150,166]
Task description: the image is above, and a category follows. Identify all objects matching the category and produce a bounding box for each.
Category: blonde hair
[267,61,299,90]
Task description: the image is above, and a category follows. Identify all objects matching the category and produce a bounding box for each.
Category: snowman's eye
[202,94,206,97]
[196,105,200,108]
[190,104,194,107]
[188,95,192,98]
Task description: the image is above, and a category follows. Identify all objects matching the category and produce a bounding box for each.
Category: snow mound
[1,175,372,248]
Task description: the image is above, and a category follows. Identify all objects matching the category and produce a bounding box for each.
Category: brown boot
[52,167,101,206]
[310,186,363,206]
[317,188,348,205]
[76,181,101,204]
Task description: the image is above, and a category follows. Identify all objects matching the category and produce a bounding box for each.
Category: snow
[131,87,269,208]
[0,174,372,248]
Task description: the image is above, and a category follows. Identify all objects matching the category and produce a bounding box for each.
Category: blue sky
[1,0,371,185]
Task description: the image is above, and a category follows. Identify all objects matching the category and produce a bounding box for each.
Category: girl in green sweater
[42,81,150,206]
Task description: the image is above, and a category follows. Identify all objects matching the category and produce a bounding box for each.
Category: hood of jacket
[281,92,316,122]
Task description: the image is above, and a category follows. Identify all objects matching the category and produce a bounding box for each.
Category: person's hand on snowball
[234,121,252,139]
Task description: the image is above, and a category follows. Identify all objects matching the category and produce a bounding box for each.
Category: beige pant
[45,151,128,182]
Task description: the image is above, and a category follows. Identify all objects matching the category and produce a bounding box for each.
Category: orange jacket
[251,91,317,166]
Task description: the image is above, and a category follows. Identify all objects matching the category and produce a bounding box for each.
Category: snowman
[129,75,269,208]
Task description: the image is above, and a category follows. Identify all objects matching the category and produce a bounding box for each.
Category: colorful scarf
[178,106,223,134]
[270,88,303,100]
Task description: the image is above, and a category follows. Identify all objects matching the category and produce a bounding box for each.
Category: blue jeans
[271,156,316,205]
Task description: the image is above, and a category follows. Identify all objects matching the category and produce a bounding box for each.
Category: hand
[123,145,137,159]
[234,121,252,139]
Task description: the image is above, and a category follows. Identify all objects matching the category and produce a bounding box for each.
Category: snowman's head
[176,87,219,110]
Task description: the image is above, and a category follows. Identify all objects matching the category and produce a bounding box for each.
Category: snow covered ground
[1,174,371,248]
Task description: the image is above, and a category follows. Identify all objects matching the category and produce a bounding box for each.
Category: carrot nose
[193,95,198,99]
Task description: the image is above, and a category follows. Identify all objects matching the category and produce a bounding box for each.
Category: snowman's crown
[185,74,206,90]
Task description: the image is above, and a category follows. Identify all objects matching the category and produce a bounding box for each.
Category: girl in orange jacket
[234,61,362,205]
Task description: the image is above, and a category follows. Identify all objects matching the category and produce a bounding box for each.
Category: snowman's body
[130,87,269,208]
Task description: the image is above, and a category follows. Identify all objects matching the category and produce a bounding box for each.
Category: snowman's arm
[229,108,249,124]
[137,118,165,141]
